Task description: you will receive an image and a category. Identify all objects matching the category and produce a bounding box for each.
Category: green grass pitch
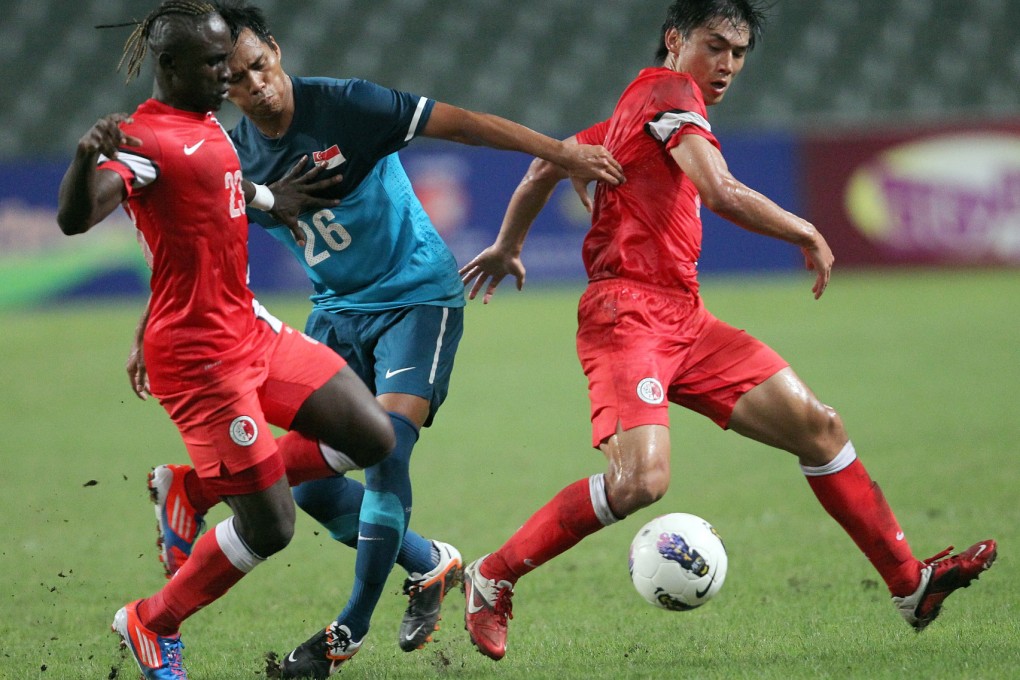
[1,270,1018,679]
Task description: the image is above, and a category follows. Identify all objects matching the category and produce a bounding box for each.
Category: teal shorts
[305,304,464,427]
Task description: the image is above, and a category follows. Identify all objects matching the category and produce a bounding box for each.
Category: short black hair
[214,0,274,44]
[654,0,768,64]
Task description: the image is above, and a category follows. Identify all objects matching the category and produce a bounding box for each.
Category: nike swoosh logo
[404,624,426,641]
[183,140,205,155]
[385,366,415,379]
[287,650,299,664]
[974,544,987,557]
[466,596,487,615]
[695,569,716,599]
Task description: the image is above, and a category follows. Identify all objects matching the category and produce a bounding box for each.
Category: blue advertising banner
[699,130,803,273]
[398,129,803,284]
[0,132,802,309]
[0,161,150,308]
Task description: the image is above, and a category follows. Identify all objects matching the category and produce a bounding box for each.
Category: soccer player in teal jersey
[231,77,465,314]
[128,2,623,677]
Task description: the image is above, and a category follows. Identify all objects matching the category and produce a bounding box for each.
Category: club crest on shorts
[229,416,258,447]
[636,378,664,404]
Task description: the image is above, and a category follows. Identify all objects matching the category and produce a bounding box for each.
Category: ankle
[480,552,516,585]
[888,560,925,597]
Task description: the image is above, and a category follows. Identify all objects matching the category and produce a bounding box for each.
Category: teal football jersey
[231,76,465,312]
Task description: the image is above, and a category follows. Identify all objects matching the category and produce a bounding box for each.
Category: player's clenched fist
[79,113,142,159]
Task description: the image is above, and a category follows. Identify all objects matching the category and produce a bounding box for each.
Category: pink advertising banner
[802,121,1020,267]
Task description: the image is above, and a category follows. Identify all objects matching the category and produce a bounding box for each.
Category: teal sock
[291,473,434,574]
[336,413,418,639]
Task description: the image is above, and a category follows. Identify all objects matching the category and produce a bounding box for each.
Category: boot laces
[922,546,954,565]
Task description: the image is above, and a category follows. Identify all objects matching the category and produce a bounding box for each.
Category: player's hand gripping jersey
[231,77,464,313]
[575,68,721,295]
[99,99,265,394]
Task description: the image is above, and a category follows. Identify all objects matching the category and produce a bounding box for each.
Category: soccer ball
[628,513,727,611]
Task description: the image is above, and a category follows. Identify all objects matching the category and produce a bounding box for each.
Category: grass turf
[1,269,1017,679]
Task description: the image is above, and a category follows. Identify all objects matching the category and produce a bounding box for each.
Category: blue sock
[293,475,364,544]
[339,488,403,639]
[386,414,438,575]
[291,458,436,575]
[336,413,424,639]
[400,528,438,576]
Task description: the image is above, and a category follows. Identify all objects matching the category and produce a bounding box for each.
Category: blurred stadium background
[1,0,1018,305]
[4,0,1020,154]
[2,5,1018,676]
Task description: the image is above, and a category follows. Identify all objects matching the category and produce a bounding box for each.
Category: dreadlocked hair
[111,1,217,83]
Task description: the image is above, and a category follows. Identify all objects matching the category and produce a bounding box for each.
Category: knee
[606,463,670,518]
[800,404,849,466]
[351,413,397,468]
[238,515,295,558]
[354,433,394,469]
[822,406,846,441]
[320,415,394,469]
[258,519,295,557]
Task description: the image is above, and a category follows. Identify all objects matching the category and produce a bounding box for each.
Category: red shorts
[576,278,788,447]
[155,315,345,496]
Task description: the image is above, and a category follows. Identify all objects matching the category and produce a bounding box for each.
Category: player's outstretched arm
[670,134,833,299]
[242,156,342,246]
[423,102,624,186]
[460,152,569,304]
[57,114,140,235]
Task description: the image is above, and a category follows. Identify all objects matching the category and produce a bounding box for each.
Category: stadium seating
[1,0,1017,159]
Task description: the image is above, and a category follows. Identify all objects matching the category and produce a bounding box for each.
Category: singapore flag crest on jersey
[313,144,346,169]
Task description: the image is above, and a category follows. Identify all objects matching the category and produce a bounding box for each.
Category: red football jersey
[99,99,262,393]
[575,68,721,294]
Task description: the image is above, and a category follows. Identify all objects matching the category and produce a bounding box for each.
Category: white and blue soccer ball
[629,513,728,611]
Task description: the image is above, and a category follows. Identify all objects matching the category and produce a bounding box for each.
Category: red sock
[807,457,922,595]
[482,478,607,583]
[136,529,246,634]
[277,431,334,485]
[181,432,331,516]
[183,468,219,515]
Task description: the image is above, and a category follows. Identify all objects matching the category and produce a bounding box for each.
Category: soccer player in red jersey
[56,3,394,678]
[459,0,997,661]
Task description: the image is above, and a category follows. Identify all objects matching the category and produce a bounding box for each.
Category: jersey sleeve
[342,79,435,157]
[575,119,611,146]
[96,121,161,197]
[641,74,719,152]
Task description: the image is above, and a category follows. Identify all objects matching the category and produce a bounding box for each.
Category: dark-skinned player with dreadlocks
[119,2,625,677]
[57,3,400,678]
